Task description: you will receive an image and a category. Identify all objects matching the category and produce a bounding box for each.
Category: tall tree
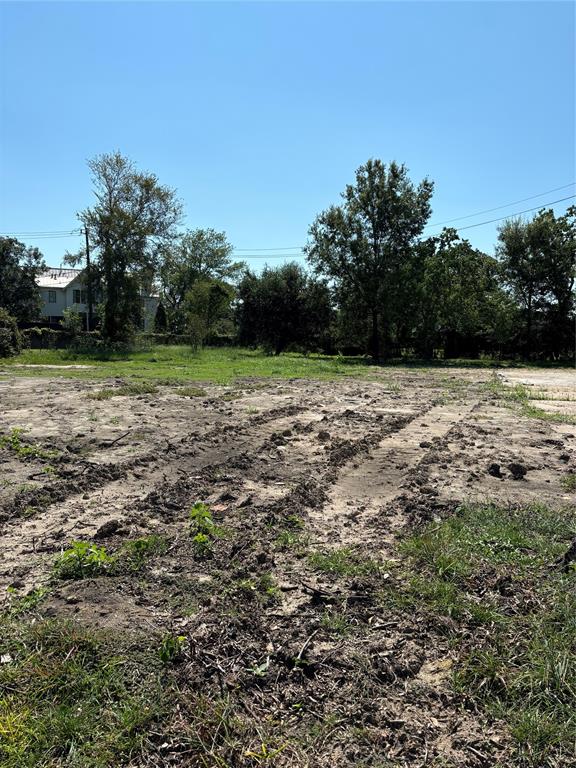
[413,229,517,358]
[80,152,183,340]
[236,263,332,354]
[497,207,575,359]
[0,237,46,321]
[159,228,243,333]
[306,159,433,359]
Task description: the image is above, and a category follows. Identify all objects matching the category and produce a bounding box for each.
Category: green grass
[87,382,159,399]
[486,376,576,425]
[0,617,170,768]
[52,537,169,580]
[308,547,381,578]
[397,503,576,767]
[0,346,378,384]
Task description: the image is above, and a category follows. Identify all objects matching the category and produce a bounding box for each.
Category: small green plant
[53,541,114,580]
[189,502,224,558]
[0,428,57,461]
[158,633,187,663]
[274,529,309,553]
[320,610,351,635]
[560,473,576,492]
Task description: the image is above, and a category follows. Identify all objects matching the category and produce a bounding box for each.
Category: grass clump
[560,473,576,492]
[486,376,576,426]
[308,547,381,578]
[174,386,207,397]
[87,382,158,400]
[0,618,169,768]
[399,502,576,766]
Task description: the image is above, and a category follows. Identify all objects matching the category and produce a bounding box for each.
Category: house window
[73,289,88,304]
[48,291,57,303]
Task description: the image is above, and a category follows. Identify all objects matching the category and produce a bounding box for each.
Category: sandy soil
[0,368,574,766]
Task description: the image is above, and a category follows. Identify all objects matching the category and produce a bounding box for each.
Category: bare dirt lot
[1,367,575,767]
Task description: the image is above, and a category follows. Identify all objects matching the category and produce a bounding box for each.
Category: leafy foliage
[306,159,433,359]
[0,309,21,358]
[236,262,332,354]
[0,238,45,322]
[80,151,182,341]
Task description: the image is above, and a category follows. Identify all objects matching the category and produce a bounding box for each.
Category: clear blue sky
[1,1,574,270]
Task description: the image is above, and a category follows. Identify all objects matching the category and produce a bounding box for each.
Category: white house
[36,268,159,330]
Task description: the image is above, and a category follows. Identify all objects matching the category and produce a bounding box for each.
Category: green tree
[413,229,517,358]
[80,152,183,341]
[0,237,46,321]
[497,206,575,359]
[184,279,235,344]
[159,228,244,333]
[0,308,21,358]
[236,263,332,354]
[306,159,433,359]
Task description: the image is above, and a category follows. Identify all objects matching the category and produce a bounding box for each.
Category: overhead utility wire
[230,183,575,253]
[3,186,574,246]
[232,195,576,258]
[423,182,575,228]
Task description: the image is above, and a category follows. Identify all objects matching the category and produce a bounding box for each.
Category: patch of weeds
[245,406,259,414]
[401,502,576,766]
[3,587,48,618]
[274,529,310,554]
[52,541,114,580]
[486,376,576,425]
[320,610,351,635]
[119,535,168,572]
[560,473,576,492]
[87,382,158,400]
[0,617,170,768]
[0,428,58,461]
[189,502,224,559]
[175,386,207,397]
[308,547,381,578]
[231,573,280,605]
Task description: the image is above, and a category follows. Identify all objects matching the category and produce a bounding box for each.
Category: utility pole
[84,227,94,331]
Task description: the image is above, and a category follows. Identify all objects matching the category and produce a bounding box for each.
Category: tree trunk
[526,292,533,361]
[371,308,380,362]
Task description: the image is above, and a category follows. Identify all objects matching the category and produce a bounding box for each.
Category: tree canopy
[306,159,433,359]
[80,151,183,340]
[0,237,46,322]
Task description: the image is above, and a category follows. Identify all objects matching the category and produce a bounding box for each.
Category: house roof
[36,268,83,289]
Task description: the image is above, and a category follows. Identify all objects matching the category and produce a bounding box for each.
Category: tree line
[1,152,574,360]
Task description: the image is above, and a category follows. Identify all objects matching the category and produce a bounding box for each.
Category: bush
[0,309,21,357]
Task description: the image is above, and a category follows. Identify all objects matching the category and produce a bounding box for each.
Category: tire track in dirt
[0,405,329,596]
[307,399,480,553]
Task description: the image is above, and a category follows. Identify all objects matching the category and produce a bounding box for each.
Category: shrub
[0,309,21,357]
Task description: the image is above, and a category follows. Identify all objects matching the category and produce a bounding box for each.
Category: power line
[423,182,575,228]
[2,184,574,249]
[434,194,575,233]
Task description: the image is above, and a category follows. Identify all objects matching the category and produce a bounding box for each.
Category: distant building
[36,268,158,330]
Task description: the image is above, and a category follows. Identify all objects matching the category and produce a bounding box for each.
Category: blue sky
[0,1,574,269]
